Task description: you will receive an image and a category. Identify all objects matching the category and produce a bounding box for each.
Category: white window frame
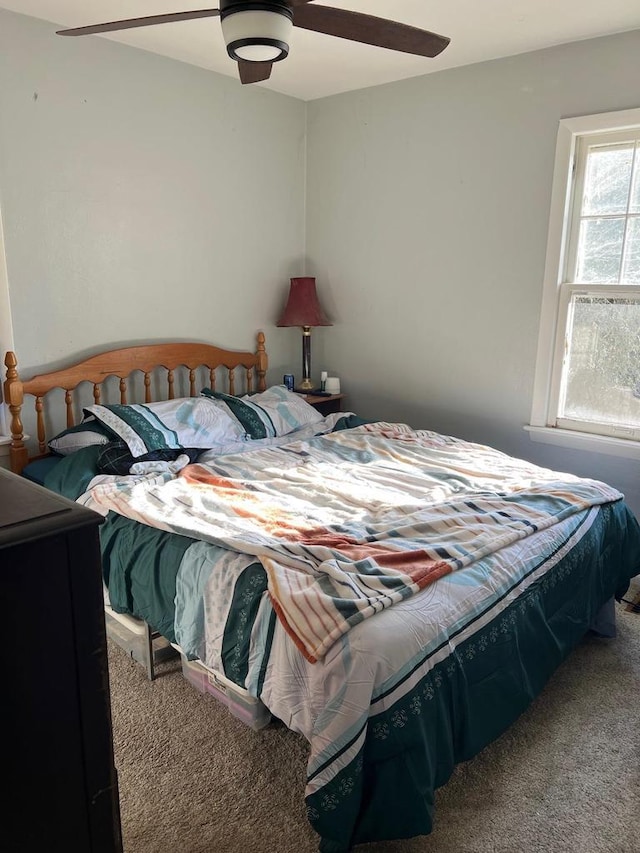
[527,107,640,461]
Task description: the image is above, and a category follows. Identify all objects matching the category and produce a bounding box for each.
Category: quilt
[82,422,621,662]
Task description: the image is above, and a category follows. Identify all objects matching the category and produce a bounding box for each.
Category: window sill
[525,425,640,460]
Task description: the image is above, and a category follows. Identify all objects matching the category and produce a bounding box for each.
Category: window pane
[582,145,633,216]
[576,217,625,282]
[561,294,640,429]
[622,217,640,284]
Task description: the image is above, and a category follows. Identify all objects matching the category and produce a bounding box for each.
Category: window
[530,109,640,456]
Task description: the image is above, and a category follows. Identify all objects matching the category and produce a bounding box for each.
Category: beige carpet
[109,607,640,853]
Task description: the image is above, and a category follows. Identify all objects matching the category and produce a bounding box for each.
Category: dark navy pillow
[96,440,199,475]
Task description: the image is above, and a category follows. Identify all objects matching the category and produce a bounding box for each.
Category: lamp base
[297,377,314,391]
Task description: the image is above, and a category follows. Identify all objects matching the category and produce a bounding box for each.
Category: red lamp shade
[277,277,332,328]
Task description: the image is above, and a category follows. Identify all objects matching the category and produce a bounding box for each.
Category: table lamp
[277,277,332,391]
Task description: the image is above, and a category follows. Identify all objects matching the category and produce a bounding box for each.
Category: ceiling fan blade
[56,9,221,37]
[292,5,450,58]
[238,60,274,84]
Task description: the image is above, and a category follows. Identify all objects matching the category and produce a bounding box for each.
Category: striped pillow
[201,385,323,439]
[84,397,245,458]
[48,418,113,455]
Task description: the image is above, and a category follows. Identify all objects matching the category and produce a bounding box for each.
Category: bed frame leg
[144,622,155,681]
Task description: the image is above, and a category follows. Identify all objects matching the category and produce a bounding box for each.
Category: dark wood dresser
[0,468,122,853]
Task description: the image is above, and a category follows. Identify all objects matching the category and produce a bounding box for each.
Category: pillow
[22,456,63,486]
[48,418,113,456]
[96,440,200,476]
[201,384,323,439]
[84,397,245,458]
[44,445,104,500]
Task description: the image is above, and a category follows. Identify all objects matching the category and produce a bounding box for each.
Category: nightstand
[303,393,345,416]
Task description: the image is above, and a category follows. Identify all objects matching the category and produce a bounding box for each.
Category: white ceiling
[3,1,640,101]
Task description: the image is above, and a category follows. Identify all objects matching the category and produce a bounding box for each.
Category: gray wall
[0,8,306,380]
[0,10,638,515]
[306,30,640,515]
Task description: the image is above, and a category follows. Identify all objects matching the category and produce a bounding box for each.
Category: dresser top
[0,468,102,548]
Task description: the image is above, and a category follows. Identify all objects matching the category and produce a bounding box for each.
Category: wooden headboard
[3,333,268,475]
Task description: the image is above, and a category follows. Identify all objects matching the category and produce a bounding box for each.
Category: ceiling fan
[56,1,450,85]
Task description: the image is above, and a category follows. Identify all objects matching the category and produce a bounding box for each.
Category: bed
[4,334,640,853]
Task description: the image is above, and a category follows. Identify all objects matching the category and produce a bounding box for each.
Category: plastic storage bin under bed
[179,653,272,732]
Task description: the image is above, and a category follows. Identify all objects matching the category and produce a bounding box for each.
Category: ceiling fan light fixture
[221,3,293,63]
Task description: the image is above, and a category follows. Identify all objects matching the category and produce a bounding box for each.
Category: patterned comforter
[78,423,640,851]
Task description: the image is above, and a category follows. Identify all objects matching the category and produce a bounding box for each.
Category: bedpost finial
[4,351,22,401]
